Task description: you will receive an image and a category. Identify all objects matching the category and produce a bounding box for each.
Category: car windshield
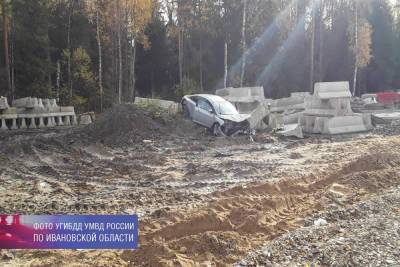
[216,101,239,115]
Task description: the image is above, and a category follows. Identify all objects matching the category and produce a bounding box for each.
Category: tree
[240,0,247,87]
[366,0,395,91]
[2,0,11,98]
[12,0,52,97]
[349,0,372,96]
[125,0,153,102]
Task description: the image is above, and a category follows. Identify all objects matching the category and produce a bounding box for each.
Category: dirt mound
[80,104,203,146]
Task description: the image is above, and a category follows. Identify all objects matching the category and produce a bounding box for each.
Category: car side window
[198,99,212,112]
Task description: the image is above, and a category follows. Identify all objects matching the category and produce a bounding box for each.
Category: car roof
[191,94,227,103]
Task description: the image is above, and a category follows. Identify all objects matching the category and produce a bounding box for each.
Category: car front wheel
[211,123,226,137]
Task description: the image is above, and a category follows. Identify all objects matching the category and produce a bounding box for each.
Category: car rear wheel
[182,102,190,119]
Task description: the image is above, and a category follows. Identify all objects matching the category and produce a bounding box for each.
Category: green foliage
[0,0,400,106]
[135,102,167,119]
[71,94,89,112]
[12,0,53,98]
[71,47,97,111]
[174,77,201,100]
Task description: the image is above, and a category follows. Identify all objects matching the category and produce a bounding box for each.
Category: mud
[0,105,400,266]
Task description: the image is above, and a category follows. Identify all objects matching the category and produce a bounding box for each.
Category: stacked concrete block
[269,92,309,113]
[300,82,372,135]
[216,87,265,114]
[0,97,77,131]
[12,97,43,109]
[0,97,9,110]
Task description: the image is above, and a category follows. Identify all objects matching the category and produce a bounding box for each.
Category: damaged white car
[181,94,250,136]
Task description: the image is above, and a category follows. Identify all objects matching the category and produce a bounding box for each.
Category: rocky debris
[0,250,14,260]
[373,120,400,136]
[236,187,400,267]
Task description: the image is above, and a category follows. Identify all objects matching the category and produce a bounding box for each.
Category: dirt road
[1,105,399,266]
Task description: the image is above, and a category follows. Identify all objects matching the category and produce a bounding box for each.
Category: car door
[193,98,215,128]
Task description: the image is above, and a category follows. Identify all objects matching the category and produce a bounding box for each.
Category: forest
[0,0,399,112]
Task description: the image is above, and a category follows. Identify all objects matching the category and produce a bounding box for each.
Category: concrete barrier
[79,114,93,125]
[323,116,369,135]
[0,97,76,130]
[300,82,372,135]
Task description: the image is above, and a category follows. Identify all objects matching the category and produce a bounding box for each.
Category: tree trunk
[2,0,11,99]
[130,39,136,102]
[240,0,247,87]
[10,6,14,99]
[199,35,203,91]
[117,0,122,104]
[318,2,324,82]
[56,61,61,101]
[178,28,183,85]
[310,6,315,93]
[96,5,103,111]
[224,41,228,88]
[352,1,358,96]
[67,0,75,100]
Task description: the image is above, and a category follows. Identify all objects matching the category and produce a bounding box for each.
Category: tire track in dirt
[121,142,400,266]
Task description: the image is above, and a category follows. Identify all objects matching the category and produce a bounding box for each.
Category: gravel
[236,187,400,267]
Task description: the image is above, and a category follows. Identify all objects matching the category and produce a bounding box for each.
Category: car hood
[219,114,250,123]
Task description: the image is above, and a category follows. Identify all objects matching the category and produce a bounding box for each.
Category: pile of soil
[79,104,203,146]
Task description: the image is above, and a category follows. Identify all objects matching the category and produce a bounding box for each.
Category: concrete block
[0,97,9,110]
[270,96,306,113]
[60,106,75,113]
[79,114,92,125]
[12,97,41,109]
[301,115,317,133]
[64,115,71,126]
[71,115,77,125]
[28,118,37,129]
[248,101,269,129]
[1,107,17,115]
[48,117,55,127]
[43,99,59,112]
[291,92,311,98]
[10,119,18,130]
[372,112,400,124]
[269,113,284,129]
[277,124,304,139]
[56,116,64,126]
[38,117,46,128]
[314,82,352,99]
[283,112,303,125]
[235,102,261,114]
[0,118,8,130]
[313,117,329,134]
[216,87,265,103]
[20,118,27,129]
[361,114,373,130]
[323,116,369,135]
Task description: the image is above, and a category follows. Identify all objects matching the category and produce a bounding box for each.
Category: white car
[181,94,250,136]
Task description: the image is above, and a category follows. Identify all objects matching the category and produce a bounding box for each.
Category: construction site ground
[1,104,400,266]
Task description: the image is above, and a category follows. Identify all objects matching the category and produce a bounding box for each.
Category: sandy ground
[0,106,400,266]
